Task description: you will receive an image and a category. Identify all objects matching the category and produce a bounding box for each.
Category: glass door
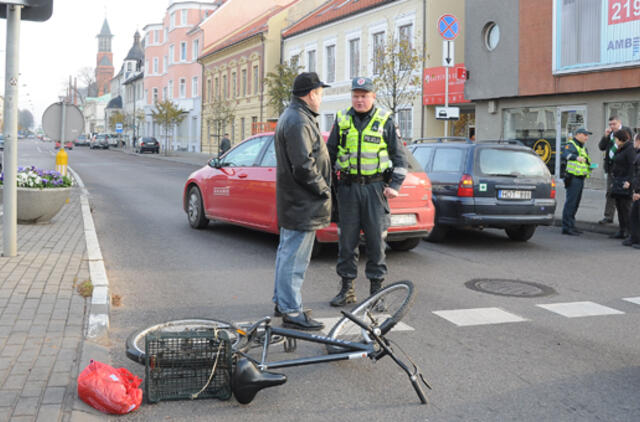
[555,107,586,178]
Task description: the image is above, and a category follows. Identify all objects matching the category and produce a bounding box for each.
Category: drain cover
[465,279,556,298]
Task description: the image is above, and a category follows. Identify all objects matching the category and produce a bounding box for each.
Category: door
[555,107,587,178]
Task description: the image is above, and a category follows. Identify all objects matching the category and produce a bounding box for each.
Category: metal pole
[3,4,22,257]
[60,100,66,145]
[444,57,449,137]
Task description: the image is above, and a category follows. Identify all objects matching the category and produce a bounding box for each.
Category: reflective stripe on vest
[336,108,391,175]
[566,139,591,177]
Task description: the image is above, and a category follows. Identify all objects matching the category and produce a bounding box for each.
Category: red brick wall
[518,0,640,96]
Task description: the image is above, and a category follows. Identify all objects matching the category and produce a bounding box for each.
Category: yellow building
[198,0,324,154]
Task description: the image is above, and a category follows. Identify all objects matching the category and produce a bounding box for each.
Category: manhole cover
[465,279,556,298]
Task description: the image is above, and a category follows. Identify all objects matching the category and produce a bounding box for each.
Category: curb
[68,167,110,339]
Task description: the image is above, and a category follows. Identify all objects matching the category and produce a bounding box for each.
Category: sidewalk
[0,188,107,422]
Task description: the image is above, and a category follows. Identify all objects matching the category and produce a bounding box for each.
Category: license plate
[498,190,532,200]
[391,214,417,227]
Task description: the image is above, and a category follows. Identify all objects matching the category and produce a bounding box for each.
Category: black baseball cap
[575,128,592,135]
[291,72,330,96]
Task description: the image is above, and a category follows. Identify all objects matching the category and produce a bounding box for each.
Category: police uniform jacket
[561,139,590,177]
[326,106,408,191]
[274,96,332,231]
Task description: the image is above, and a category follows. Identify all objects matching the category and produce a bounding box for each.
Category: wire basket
[145,329,233,403]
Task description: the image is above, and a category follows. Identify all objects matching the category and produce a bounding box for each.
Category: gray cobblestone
[20,381,45,398]
[35,405,60,422]
[13,397,39,416]
[45,373,69,388]
[2,374,27,390]
[0,391,18,407]
[41,388,64,405]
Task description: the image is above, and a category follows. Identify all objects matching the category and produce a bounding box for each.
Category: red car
[55,140,73,150]
[183,133,435,254]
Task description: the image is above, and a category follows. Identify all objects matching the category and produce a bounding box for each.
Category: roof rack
[412,136,472,144]
[476,139,524,146]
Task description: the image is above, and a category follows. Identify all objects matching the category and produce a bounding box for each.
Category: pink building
[142,1,224,152]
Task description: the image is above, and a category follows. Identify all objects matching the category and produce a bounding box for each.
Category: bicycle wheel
[125,318,235,364]
[326,280,414,354]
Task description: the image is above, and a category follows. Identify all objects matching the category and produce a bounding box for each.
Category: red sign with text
[608,0,640,25]
[422,64,470,106]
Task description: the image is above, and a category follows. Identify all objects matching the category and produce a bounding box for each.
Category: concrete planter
[0,186,72,224]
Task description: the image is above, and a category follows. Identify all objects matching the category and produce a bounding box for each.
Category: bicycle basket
[144,329,233,403]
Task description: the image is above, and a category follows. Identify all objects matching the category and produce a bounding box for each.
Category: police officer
[561,128,593,235]
[326,77,408,306]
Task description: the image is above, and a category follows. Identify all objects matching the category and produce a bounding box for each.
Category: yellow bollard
[56,147,68,176]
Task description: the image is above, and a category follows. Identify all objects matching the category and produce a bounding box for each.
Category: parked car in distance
[0,134,4,150]
[407,138,556,242]
[183,132,435,255]
[55,140,73,150]
[108,134,120,147]
[74,134,90,146]
[90,134,110,150]
[136,137,160,154]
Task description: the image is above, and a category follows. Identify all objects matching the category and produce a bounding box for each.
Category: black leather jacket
[275,96,331,231]
[612,140,636,182]
[633,148,640,194]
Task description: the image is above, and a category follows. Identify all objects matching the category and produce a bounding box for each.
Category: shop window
[605,101,640,134]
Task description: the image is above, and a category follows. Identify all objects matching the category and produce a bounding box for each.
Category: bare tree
[204,95,236,154]
[264,59,302,116]
[152,99,187,155]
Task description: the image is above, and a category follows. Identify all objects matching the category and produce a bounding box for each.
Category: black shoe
[282,312,324,331]
[330,278,356,307]
[633,243,640,250]
[274,305,282,317]
[598,218,613,224]
[562,229,580,236]
[622,238,633,246]
[573,228,584,234]
[609,231,626,239]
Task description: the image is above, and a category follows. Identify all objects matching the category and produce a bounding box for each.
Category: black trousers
[336,181,390,281]
[562,176,584,231]
[627,199,640,243]
[615,196,632,235]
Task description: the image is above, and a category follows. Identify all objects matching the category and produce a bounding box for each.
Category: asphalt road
[17,139,640,421]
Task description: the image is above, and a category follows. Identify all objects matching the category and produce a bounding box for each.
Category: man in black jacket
[219,133,231,156]
[623,133,640,248]
[272,72,331,331]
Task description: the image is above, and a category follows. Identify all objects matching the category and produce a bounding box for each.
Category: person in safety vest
[561,128,593,235]
[326,76,408,306]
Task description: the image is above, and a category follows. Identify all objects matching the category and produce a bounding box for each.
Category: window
[555,0,603,72]
[231,118,235,141]
[324,113,335,131]
[156,29,161,43]
[231,72,237,97]
[153,57,158,74]
[605,101,640,133]
[168,80,173,99]
[169,45,174,64]
[411,146,434,171]
[180,42,187,61]
[431,148,465,172]
[215,77,219,99]
[253,65,259,94]
[307,50,316,72]
[483,22,500,51]
[398,24,413,70]
[223,74,228,98]
[325,44,335,83]
[290,54,300,68]
[179,78,186,98]
[397,108,413,141]
[241,69,247,96]
[206,78,211,102]
[163,56,167,73]
[192,76,198,98]
[372,31,385,75]
[240,117,245,140]
[145,60,149,74]
[192,39,199,61]
[144,89,148,102]
[479,149,549,177]
[181,9,187,26]
[164,28,168,41]
[260,139,277,167]
[349,38,360,79]
[127,62,133,72]
[170,12,176,29]
[152,88,158,104]
[163,86,167,100]
[221,136,269,167]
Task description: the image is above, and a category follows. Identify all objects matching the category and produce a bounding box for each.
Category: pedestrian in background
[219,133,231,156]
[561,128,593,235]
[623,132,640,249]
[609,129,636,239]
[272,72,331,331]
[326,77,408,306]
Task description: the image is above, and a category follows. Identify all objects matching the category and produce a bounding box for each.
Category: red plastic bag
[77,360,143,414]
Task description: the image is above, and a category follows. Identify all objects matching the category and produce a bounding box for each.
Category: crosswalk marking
[432,307,527,327]
[623,297,640,306]
[536,301,624,318]
[316,317,414,335]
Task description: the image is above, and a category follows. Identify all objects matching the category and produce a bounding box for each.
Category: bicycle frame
[238,321,378,371]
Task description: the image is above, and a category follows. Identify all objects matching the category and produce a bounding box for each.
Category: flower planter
[0,186,72,224]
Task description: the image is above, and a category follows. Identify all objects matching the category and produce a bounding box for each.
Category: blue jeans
[273,228,316,314]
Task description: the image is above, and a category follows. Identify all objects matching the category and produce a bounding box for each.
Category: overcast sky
[1,0,170,127]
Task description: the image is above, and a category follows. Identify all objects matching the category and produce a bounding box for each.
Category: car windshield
[478,148,549,177]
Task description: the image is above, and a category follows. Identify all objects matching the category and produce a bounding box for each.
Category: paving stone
[35,405,60,422]
[13,396,39,415]
[45,373,69,388]
[0,391,18,407]
[20,381,45,398]
[41,388,64,406]
[0,347,21,359]
[2,374,27,390]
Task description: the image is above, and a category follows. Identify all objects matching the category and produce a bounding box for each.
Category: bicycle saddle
[232,358,287,404]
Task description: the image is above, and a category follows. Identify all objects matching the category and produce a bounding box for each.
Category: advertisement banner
[555,0,640,73]
[422,63,470,106]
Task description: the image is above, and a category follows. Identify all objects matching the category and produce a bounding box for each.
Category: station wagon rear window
[478,149,549,177]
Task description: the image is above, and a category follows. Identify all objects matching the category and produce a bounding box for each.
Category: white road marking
[316,316,414,335]
[623,297,640,306]
[432,307,527,327]
[536,301,624,318]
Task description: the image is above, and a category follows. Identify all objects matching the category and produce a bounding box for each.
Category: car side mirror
[209,158,221,168]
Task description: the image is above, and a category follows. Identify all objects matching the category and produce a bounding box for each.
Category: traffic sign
[438,14,459,40]
[41,102,84,141]
[115,123,123,133]
[442,40,454,67]
[0,0,53,22]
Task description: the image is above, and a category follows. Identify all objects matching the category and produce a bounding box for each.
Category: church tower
[96,18,114,97]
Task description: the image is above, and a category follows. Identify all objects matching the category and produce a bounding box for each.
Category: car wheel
[187,186,209,229]
[505,225,536,241]
[388,237,421,251]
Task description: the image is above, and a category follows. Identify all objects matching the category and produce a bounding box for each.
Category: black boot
[370,279,384,295]
[330,278,356,307]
